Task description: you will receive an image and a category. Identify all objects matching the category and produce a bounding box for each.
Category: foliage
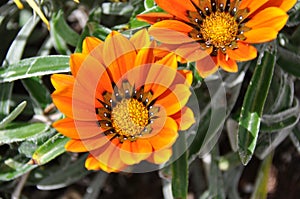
[0,0,300,198]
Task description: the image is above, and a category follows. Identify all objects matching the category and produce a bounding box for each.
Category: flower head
[51,30,195,172]
[137,0,296,77]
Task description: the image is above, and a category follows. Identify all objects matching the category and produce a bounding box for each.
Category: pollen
[200,12,238,48]
[111,98,149,137]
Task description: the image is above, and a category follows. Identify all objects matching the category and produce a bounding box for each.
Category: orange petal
[70,53,86,77]
[244,27,278,43]
[195,52,218,78]
[172,70,193,86]
[129,29,151,50]
[171,107,195,131]
[155,84,191,116]
[148,148,172,164]
[246,7,288,31]
[144,53,178,100]
[85,154,101,170]
[148,117,178,150]
[51,74,74,91]
[227,42,257,62]
[256,0,296,12]
[155,0,196,21]
[279,0,296,11]
[52,118,107,139]
[119,141,137,165]
[218,52,238,73]
[82,36,103,54]
[103,31,137,83]
[239,0,269,16]
[174,42,211,62]
[149,20,194,44]
[136,12,175,25]
[65,135,108,152]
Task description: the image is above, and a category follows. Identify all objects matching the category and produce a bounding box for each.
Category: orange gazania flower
[137,0,296,77]
[51,30,195,172]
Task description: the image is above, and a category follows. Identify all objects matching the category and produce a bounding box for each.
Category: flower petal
[148,148,172,164]
[171,107,195,131]
[239,0,269,16]
[155,84,191,116]
[52,118,107,139]
[137,12,175,25]
[149,20,194,44]
[195,55,218,78]
[244,27,278,43]
[82,37,103,54]
[148,117,178,150]
[51,74,74,91]
[154,0,196,22]
[104,31,137,83]
[129,29,151,50]
[226,42,257,61]
[246,7,288,31]
[85,154,101,170]
[70,53,87,77]
[257,0,296,12]
[218,52,238,73]
[65,135,109,152]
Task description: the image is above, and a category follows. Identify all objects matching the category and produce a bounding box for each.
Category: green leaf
[0,101,27,129]
[250,152,274,199]
[144,0,156,10]
[0,55,70,83]
[0,83,13,120]
[0,122,49,144]
[50,21,71,55]
[36,155,91,190]
[31,133,69,165]
[0,159,37,181]
[171,134,188,199]
[52,10,80,47]
[238,45,276,165]
[21,77,52,114]
[277,46,300,78]
[102,2,134,16]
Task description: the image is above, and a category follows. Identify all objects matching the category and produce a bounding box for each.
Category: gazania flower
[137,0,296,77]
[51,30,195,172]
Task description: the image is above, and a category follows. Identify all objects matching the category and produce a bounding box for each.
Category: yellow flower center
[200,12,238,48]
[111,98,149,137]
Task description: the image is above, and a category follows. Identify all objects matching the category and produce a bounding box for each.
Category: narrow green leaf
[238,46,276,165]
[36,155,90,190]
[0,101,27,129]
[0,159,37,181]
[50,21,71,55]
[0,83,13,120]
[31,134,69,165]
[277,46,300,78]
[144,0,156,10]
[171,134,188,199]
[22,77,52,114]
[250,152,274,199]
[0,55,70,83]
[52,10,80,47]
[2,16,39,66]
[0,122,49,144]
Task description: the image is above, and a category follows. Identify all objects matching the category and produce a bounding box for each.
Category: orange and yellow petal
[149,20,194,44]
[171,107,195,131]
[129,29,151,50]
[136,12,175,25]
[51,74,74,91]
[85,154,101,170]
[65,135,108,152]
[244,27,278,43]
[239,0,269,16]
[82,37,103,54]
[52,118,106,139]
[218,52,238,73]
[227,42,257,62]
[246,7,288,32]
[154,0,196,22]
[148,148,172,164]
[155,84,191,116]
